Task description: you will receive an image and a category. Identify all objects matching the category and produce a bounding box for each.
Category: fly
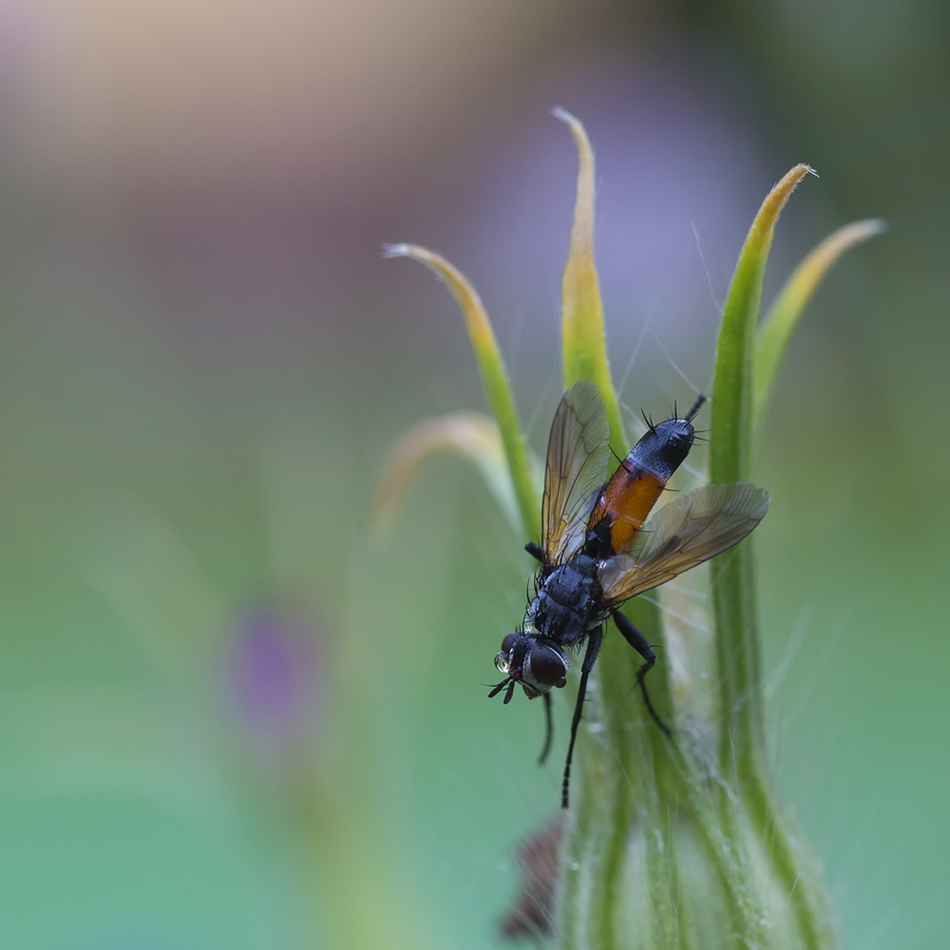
[490,380,770,808]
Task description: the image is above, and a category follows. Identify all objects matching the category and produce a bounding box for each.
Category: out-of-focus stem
[754,218,886,430]
[383,244,540,540]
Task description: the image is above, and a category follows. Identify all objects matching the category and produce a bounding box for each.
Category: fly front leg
[611,610,672,737]
[561,625,603,809]
[524,541,554,764]
[538,691,553,766]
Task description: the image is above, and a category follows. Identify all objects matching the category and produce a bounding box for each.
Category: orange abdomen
[585,410,698,559]
[587,462,666,556]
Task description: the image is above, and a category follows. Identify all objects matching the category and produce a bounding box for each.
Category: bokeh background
[0,1,947,947]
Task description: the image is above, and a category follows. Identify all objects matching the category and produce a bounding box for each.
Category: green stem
[556,110,690,950]
[710,164,814,775]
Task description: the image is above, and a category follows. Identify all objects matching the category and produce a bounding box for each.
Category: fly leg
[525,540,552,764]
[561,625,603,809]
[538,691,553,765]
[611,610,672,737]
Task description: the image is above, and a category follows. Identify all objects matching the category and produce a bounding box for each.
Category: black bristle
[684,393,707,422]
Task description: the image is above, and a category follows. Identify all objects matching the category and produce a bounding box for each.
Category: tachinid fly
[490,381,770,808]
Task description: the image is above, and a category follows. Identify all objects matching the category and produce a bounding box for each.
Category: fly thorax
[529,556,601,644]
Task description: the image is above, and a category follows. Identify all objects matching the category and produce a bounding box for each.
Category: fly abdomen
[585,413,697,558]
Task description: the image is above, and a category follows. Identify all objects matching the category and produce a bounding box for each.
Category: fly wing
[598,482,770,603]
[541,381,611,567]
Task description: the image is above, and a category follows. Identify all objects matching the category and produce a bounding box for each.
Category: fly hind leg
[611,610,672,737]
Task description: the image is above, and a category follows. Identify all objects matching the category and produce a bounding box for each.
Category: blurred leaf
[371,411,522,534]
[383,244,539,540]
[554,108,626,455]
[755,218,886,427]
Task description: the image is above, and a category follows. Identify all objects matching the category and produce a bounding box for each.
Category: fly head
[491,631,569,703]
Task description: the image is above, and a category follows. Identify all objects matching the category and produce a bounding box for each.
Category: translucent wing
[598,482,770,604]
[541,381,611,567]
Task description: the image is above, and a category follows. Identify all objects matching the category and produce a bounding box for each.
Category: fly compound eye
[527,644,568,688]
[500,632,519,654]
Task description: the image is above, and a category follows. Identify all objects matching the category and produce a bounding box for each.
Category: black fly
[490,381,769,808]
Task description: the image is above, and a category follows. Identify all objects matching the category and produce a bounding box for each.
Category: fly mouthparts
[488,679,508,699]
[488,678,519,704]
[489,678,518,701]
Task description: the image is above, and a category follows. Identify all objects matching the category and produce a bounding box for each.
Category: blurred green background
[0,1,947,947]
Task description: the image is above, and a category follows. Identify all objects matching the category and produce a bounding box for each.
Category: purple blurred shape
[225,606,320,760]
